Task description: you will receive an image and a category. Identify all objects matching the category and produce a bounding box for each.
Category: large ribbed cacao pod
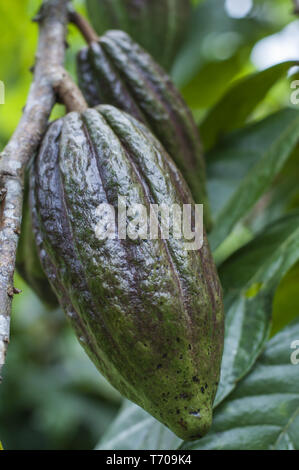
[77,30,212,229]
[30,105,224,440]
[85,0,191,70]
[16,173,58,308]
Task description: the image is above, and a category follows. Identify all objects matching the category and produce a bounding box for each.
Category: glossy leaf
[215,211,299,405]
[208,108,299,251]
[97,401,182,451]
[272,261,299,337]
[183,317,299,450]
[200,61,298,150]
[247,144,299,234]
[179,48,253,111]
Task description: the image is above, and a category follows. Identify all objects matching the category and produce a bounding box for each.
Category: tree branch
[69,7,99,44]
[0,0,81,379]
[293,0,299,14]
[53,67,88,113]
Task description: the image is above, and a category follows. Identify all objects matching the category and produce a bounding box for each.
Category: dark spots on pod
[188,344,192,350]
[157,363,162,369]
[205,383,208,389]
[179,354,183,360]
[190,433,202,440]
[162,353,167,358]
[179,418,187,430]
[201,387,205,394]
[176,409,180,415]
[192,376,199,383]
[176,370,181,374]
[189,409,201,418]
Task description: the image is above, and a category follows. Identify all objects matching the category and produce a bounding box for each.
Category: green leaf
[183,317,299,450]
[180,48,252,111]
[272,261,299,337]
[97,401,182,451]
[200,61,298,150]
[208,108,299,251]
[0,441,3,450]
[247,144,299,234]
[215,211,299,405]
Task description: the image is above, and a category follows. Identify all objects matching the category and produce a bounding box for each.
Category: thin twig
[69,7,99,44]
[0,0,86,379]
[293,0,299,14]
[53,66,88,113]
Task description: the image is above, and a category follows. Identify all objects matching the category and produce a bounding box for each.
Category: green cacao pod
[30,105,224,440]
[77,30,211,230]
[16,173,58,308]
[85,0,191,70]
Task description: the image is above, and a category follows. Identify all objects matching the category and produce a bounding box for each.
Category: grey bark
[0,0,86,379]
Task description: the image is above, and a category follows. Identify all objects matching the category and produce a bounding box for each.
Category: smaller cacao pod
[77,30,212,229]
[30,105,224,440]
[16,173,58,308]
[85,0,191,70]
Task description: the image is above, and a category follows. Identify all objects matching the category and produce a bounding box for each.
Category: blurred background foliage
[0,0,298,449]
